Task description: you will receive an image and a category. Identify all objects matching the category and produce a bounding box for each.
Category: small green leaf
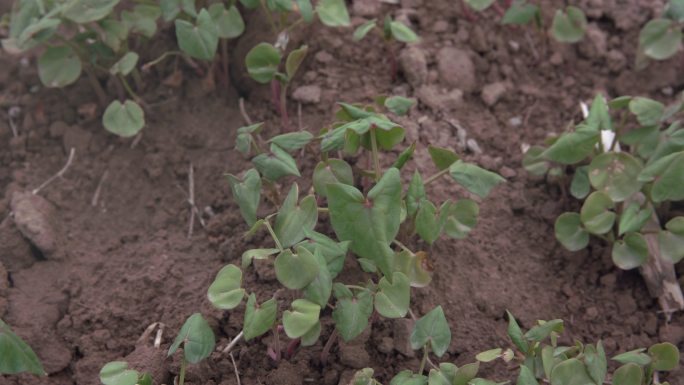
[506,311,528,353]
[612,232,648,270]
[501,3,540,26]
[274,246,319,290]
[168,313,215,364]
[269,131,314,153]
[286,45,308,81]
[274,184,318,247]
[449,161,505,198]
[181,0,197,16]
[639,18,682,60]
[570,166,590,199]
[638,151,684,203]
[99,361,138,385]
[618,203,652,235]
[440,199,479,239]
[303,250,332,307]
[465,0,496,11]
[375,272,410,318]
[584,342,607,385]
[209,4,245,39]
[103,100,145,138]
[161,0,181,21]
[407,171,426,217]
[453,362,479,385]
[416,200,441,244]
[241,248,279,269]
[175,9,218,61]
[252,144,301,181]
[612,349,652,366]
[38,46,82,88]
[659,217,684,263]
[207,265,245,310]
[312,159,353,198]
[394,250,432,288]
[524,319,563,342]
[391,370,428,385]
[283,299,321,339]
[300,230,349,278]
[333,290,373,342]
[629,97,665,126]
[476,348,502,363]
[555,213,589,252]
[0,319,45,375]
[516,365,539,385]
[390,21,419,43]
[542,125,599,164]
[296,0,314,22]
[551,6,587,43]
[316,0,350,27]
[549,358,593,385]
[62,0,120,23]
[393,142,416,170]
[385,96,416,116]
[110,52,139,76]
[428,145,460,171]
[612,363,642,385]
[243,294,277,340]
[410,306,451,357]
[648,342,679,371]
[245,42,281,84]
[354,19,377,41]
[523,146,550,176]
[579,192,616,235]
[226,168,261,226]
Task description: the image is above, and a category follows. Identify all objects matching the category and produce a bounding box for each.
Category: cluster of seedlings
[0,0,682,384]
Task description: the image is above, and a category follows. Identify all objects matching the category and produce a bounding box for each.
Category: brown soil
[1,0,683,384]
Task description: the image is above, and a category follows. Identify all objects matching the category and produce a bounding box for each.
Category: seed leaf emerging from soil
[207,265,245,310]
[243,294,278,340]
[168,313,215,363]
[551,6,587,43]
[38,46,82,88]
[410,306,451,357]
[103,100,145,138]
[175,9,219,61]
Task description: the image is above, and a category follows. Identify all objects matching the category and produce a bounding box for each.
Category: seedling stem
[370,128,381,180]
[418,344,429,374]
[264,220,284,251]
[423,168,450,186]
[179,358,187,385]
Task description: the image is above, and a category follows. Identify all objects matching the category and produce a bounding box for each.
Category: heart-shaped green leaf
[295,0,314,22]
[243,294,277,340]
[245,42,281,84]
[235,122,263,155]
[551,6,586,43]
[99,361,138,385]
[410,306,451,357]
[62,0,120,23]
[299,229,350,278]
[580,192,616,235]
[300,320,321,347]
[390,370,427,385]
[226,168,261,227]
[588,152,643,202]
[303,250,333,307]
[639,18,682,60]
[161,0,181,21]
[375,272,410,318]
[103,100,145,138]
[274,246,319,290]
[570,166,590,199]
[354,19,377,41]
[618,203,652,235]
[209,4,244,39]
[109,52,139,76]
[286,45,308,80]
[523,146,550,176]
[506,311,528,353]
[648,342,679,371]
[282,299,320,339]
[612,363,642,385]
[389,21,419,43]
[122,5,160,38]
[612,232,648,270]
[524,319,563,342]
[313,159,354,198]
[449,161,505,198]
[252,144,301,181]
[241,248,279,269]
[316,0,350,27]
[274,184,317,248]
[465,0,495,11]
[516,365,539,385]
[394,250,432,288]
[0,319,45,375]
[440,199,479,239]
[428,145,460,171]
[168,313,215,364]
[38,46,82,88]
[501,3,540,26]
[333,289,373,341]
[659,217,684,263]
[385,96,416,116]
[416,200,441,244]
[407,171,427,217]
[584,342,607,385]
[328,168,401,277]
[629,97,665,126]
[207,264,245,310]
[550,358,593,385]
[175,9,218,61]
[555,213,589,251]
[612,349,651,366]
[638,151,684,203]
[542,125,599,164]
[269,131,314,152]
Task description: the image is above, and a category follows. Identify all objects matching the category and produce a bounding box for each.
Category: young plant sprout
[523,93,684,316]
[2,0,156,137]
[243,0,350,129]
[349,311,680,385]
[637,0,684,67]
[167,313,216,385]
[0,319,45,376]
[99,361,152,385]
[210,96,505,361]
[353,16,420,81]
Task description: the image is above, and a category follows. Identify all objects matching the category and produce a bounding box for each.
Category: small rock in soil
[352,0,381,16]
[292,85,322,104]
[616,294,638,315]
[11,191,61,259]
[0,217,36,271]
[33,332,72,374]
[378,336,393,354]
[436,47,476,92]
[392,318,415,357]
[643,312,658,336]
[481,82,507,107]
[62,124,92,154]
[432,20,449,33]
[315,51,334,64]
[339,343,370,369]
[399,47,428,88]
[499,166,516,179]
[415,85,463,112]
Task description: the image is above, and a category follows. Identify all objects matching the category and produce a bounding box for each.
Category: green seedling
[462,0,585,44]
[210,95,504,361]
[637,0,684,66]
[349,311,679,385]
[0,319,45,376]
[99,361,152,385]
[167,313,216,385]
[243,0,350,128]
[3,0,158,137]
[353,16,419,81]
[524,93,684,312]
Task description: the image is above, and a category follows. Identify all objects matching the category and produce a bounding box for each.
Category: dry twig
[32,148,76,195]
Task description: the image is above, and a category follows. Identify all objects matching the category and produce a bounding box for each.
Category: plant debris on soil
[0,0,683,384]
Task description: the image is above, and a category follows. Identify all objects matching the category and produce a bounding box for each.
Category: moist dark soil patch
[1,1,683,384]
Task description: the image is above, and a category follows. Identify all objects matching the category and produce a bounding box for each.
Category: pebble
[11,191,61,258]
[338,343,370,369]
[436,47,476,92]
[399,46,428,87]
[616,294,638,315]
[292,85,322,104]
[315,51,334,64]
[466,138,482,154]
[481,82,507,107]
[509,116,522,127]
[416,85,463,112]
[499,166,516,179]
